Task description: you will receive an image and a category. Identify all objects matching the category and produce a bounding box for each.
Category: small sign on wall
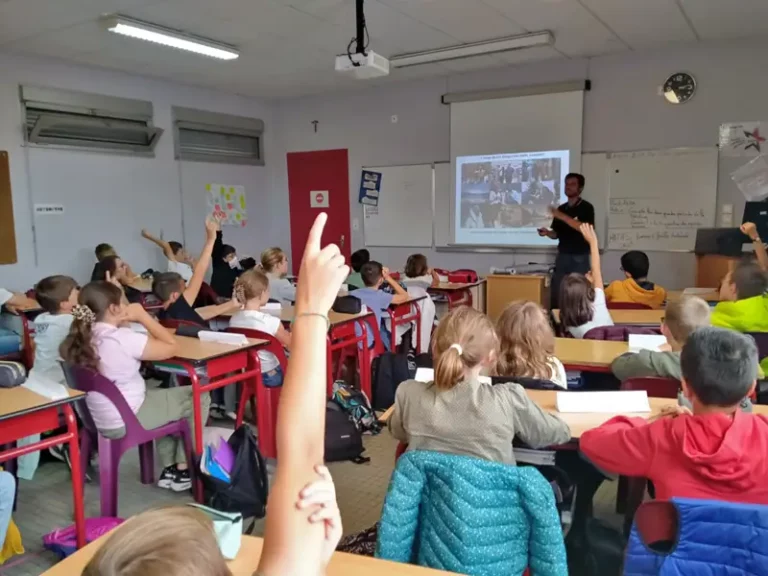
[34,203,65,215]
[310,190,329,208]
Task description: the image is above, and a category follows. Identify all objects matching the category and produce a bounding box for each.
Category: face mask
[228,257,240,269]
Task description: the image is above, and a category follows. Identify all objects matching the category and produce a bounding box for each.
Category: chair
[334,315,383,400]
[63,363,193,517]
[448,269,478,283]
[607,302,652,310]
[196,282,219,307]
[583,325,660,341]
[621,376,679,398]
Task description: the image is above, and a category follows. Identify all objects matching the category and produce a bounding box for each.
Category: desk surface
[196,305,376,328]
[42,534,452,575]
[171,333,266,362]
[2,301,42,314]
[552,309,665,325]
[0,386,83,421]
[128,277,153,293]
[666,289,720,303]
[554,338,628,369]
[430,280,485,291]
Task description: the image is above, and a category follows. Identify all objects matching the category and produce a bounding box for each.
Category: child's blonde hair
[496,301,556,380]
[260,247,286,274]
[82,507,231,576]
[664,296,711,344]
[234,269,269,305]
[432,306,497,391]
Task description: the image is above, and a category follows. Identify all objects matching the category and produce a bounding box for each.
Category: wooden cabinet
[486,274,550,321]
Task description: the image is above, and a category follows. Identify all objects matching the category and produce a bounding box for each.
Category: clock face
[663,72,696,104]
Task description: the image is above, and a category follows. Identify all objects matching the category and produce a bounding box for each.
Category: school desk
[0,386,86,548]
[388,295,426,354]
[552,309,665,326]
[42,534,454,576]
[665,289,720,303]
[485,274,549,321]
[554,338,628,373]
[127,277,153,293]
[429,280,486,311]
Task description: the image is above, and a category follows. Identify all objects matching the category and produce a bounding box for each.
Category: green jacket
[711,295,768,373]
[346,272,365,290]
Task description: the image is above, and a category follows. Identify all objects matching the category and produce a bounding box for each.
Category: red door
[287,149,351,275]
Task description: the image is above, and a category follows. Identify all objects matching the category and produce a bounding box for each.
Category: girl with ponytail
[229,269,291,388]
[60,281,209,493]
[388,306,571,465]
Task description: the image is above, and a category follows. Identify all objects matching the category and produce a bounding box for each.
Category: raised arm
[257,213,349,576]
[182,218,218,306]
[141,229,177,262]
[579,223,603,288]
[121,303,179,361]
[211,230,225,265]
[429,268,440,288]
[383,267,409,305]
[742,222,768,272]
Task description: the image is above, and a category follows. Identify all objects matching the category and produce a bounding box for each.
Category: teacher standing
[537,172,594,308]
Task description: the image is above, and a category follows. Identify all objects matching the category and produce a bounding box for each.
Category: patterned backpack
[331,381,381,435]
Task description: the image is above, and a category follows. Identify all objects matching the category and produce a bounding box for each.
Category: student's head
[350,249,370,273]
[405,254,429,279]
[152,272,185,305]
[564,173,585,198]
[35,275,79,315]
[360,261,384,288]
[82,507,231,576]
[168,241,189,263]
[558,273,595,330]
[621,250,650,280]
[496,301,556,380]
[719,260,768,301]
[60,282,125,372]
[220,244,238,268]
[261,247,288,277]
[433,306,498,391]
[234,269,270,307]
[680,327,758,410]
[93,256,129,285]
[94,243,116,262]
[661,296,711,349]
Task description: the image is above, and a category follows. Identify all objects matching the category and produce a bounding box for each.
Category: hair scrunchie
[72,304,96,325]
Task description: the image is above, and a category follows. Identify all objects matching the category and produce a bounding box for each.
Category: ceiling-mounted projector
[335,51,390,79]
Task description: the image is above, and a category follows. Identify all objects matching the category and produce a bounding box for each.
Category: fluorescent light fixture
[101,15,239,61]
[390,31,553,68]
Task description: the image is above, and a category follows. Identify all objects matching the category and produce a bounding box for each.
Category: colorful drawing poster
[206,184,247,227]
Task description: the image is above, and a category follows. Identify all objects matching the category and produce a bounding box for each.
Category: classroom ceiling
[0,0,767,99]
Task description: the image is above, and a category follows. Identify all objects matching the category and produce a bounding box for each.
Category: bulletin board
[0,151,18,264]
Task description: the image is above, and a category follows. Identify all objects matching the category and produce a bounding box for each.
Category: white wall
[274,37,768,289]
[0,53,275,290]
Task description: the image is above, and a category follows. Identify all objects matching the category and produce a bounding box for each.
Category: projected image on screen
[455,150,569,246]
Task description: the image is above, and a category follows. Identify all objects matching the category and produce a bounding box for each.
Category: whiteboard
[606,148,717,251]
[363,164,433,247]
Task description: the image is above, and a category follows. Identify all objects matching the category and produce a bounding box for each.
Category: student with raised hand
[91,243,137,283]
[141,229,195,282]
[558,223,614,338]
[351,261,410,351]
[92,255,143,304]
[256,213,346,576]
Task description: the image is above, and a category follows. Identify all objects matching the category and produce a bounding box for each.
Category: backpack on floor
[325,402,368,464]
[370,352,413,411]
[332,381,380,435]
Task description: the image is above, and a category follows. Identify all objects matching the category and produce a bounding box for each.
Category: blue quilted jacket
[624,498,768,575]
[376,450,567,576]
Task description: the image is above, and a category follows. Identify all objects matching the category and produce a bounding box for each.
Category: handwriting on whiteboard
[608,229,694,250]
[609,198,707,228]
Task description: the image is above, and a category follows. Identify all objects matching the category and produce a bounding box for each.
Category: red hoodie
[580,410,768,503]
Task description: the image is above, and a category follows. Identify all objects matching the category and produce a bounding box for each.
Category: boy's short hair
[731,261,768,299]
[360,261,384,287]
[153,272,184,302]
[221,244,236,259]
[565,172,585,190]
[350,249,370,273]
[168,241,184,256]
[681,327,758,406]
[621,250,650,279]
[35,275,78,314]
[664,296,711,344]
[94,243,115,261]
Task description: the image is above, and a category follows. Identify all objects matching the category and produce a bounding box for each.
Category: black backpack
[325,402,368,464]
[371,352,414,411]
[198,425,269,521]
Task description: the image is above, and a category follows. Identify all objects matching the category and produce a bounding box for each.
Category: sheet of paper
[413,368,491,385]
[22,373,70,401]
[556,391,650,414]
[198,331,248,346]
[262,302,281,310]
[628,334,667,353]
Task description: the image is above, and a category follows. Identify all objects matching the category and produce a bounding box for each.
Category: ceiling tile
[496,45,563,64]
[437,54,508,73]
[579,0,697,48]
[678,0,768,40]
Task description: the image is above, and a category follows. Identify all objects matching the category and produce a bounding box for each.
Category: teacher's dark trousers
[550,252,591,309]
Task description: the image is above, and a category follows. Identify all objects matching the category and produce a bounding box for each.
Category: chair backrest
[584,325,660,341]
[196,282,219,307]
[745,332,768,361]
[448,269,478,283]
[607,302,652,310]
[621,376,679,399]
[633,501,679,548]
[226,326,288,371]
[62,363,144,433]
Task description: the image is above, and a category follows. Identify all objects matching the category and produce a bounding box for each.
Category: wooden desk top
[42,535,452,575]
[127,277,153,293]
[430,280,485,291]
[552,309,665,326]
[666,289,720,303]
[171,333,267,362]
[2,301,42,314]
[554,338,628,369]
[0,386,83,421]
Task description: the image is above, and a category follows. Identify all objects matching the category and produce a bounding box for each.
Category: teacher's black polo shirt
[551,198,595,254]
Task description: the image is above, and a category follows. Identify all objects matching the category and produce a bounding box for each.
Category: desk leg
[64,405,86,549]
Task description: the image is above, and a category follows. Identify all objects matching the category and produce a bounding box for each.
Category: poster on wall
[206,184,247,227]
[358,170,381,206]
[719,122,768,156]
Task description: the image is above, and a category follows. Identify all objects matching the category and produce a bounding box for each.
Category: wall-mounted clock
[663,72,696,104]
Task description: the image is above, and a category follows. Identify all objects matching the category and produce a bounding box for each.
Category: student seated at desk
[141,229,195,283]
[92,256,142,304]
[346,249,369,290]
[261,247,296,306]
[495,300,567,388]
[60,281,208,492]
[388,307,570,464]
[154,218,240,327]
[352,262,410,351]
[91,243,136,283]
[230,269,290,388]
[210,228,255,299]
[605,250,666,308]
[32,275,79,383]
[581,327,768,503]
[402,253,440,290]
[559,224,613,338]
